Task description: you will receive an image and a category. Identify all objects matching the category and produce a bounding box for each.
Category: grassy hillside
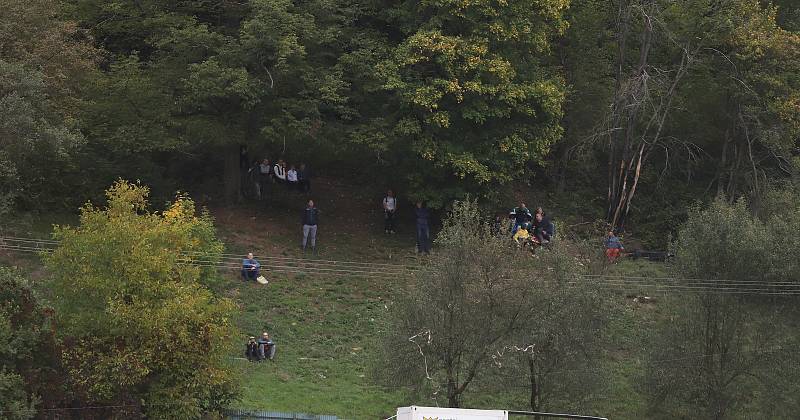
[207,180,672,418]
[0,178,674,419]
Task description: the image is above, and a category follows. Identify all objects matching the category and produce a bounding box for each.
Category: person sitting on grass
[245,336,259,361]
[241,252,261,281]
[258,331,276,361]
[532,212,554,244]
[509,202,532,234]
[513,222,532,246]
[604,231,624,263]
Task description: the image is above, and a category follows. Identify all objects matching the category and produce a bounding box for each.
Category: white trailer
[396,406,508,420]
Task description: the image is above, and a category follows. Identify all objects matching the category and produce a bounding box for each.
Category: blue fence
[226,409,339,420]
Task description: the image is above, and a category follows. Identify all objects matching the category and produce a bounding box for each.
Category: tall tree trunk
[528,355,541,414]
[608,0,694,229]
[223,143,241,204]
[447,377,459,407]
[608,0,631,220]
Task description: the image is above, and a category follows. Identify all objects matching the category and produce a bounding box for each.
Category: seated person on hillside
[245,336,259,361]
[241,252,261,281]
[604,231,624,263]
[513,223,532,246]
[509,202,533,234]
[532,212,555,244]
[257,331,276,361]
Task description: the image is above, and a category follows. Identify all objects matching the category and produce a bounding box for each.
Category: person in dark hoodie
[415,201,431,254]
[257,331,276,361]
[509,202,532,234]
[532,212,554,244]
[302,199,320,255]
[245,336,259,361]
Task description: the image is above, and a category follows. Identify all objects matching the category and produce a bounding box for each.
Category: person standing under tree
[258,158,271,200]
[273,160,286,184]
[383,189,398,234]
[287,165,299,190]
[302,199,319,255]
[415,201,431,254]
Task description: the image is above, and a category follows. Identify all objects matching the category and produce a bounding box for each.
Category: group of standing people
[381,189,431,255]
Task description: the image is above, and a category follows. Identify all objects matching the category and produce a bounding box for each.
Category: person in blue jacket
[509,202,532,234]
[257,331,276,361]
[241,252,261,281]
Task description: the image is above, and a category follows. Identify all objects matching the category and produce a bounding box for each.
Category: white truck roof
[396,406,508,420]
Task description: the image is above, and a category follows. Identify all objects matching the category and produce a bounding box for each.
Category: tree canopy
[44,181,237,418]
[0,0,797,235]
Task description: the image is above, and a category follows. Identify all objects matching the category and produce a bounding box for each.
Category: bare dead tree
[606,0,699,230]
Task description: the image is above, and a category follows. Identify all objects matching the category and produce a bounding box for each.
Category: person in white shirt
[287,165,299,190]
[273,160,286,183]
[383,189,398,234]
[257,158,271,200]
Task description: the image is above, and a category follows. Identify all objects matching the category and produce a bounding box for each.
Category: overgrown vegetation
[641,196,800,419]
[41,182,238,418]
[0,267,54,420]
[1,0,798,241]
[378,200,613,411]
[3,0,800,418]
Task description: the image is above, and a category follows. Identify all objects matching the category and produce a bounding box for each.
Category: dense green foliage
[1,0,798,237]
[44,182,237,418]
[379,200,610,410]
[0,268,53,420]
[0,0,96,214]
[642,197,800,419]
[2,0,800,417]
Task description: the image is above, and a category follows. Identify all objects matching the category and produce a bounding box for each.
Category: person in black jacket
[532,212,554,244]
[245,336,259,361]
[302,199,319,255]
[509,202,532,234]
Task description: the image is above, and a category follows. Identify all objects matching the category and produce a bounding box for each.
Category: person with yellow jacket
[513,223,532,246]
